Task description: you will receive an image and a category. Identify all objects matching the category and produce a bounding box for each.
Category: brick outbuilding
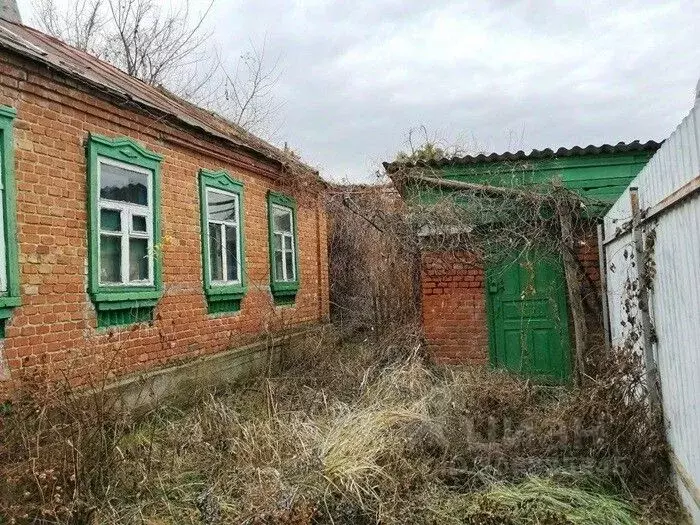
[0,14,329,399]
[385,142,659,380]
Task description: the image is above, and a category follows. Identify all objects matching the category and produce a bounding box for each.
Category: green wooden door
[486,251,571,381]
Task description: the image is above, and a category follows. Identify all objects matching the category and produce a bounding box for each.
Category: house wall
[433,151,656,204]
[0,51,329,395]
[421,244,602,365]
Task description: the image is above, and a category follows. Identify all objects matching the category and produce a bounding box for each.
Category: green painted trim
[0,106,17,119]
[207,295,242,314]
[441,154,654,177]
[198,169,247,315]
[97,306,153,328]
[86,133,163,327]
[267,191,300,303]
[92,290,162,303]
[0,106,21,334]
[0,296,21,308]
[273,294,296,306]
[94,298,159,311]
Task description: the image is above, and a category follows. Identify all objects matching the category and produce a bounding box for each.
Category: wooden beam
[644,172,700,222]
[557,203,587,382]
[407,175,548,202]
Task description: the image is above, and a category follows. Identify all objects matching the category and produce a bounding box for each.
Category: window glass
[100,162,148,205]
[273,207,291,232]
[285,251,294,280]
[209,223,223,281]
[225,226,238,281]
[129,238,149,281]
[274,251,284,281]
[132,215,147,232]
[100,235,122,283]
[272,233,281,250]
[100,209,121,232]
[207,190,237,222]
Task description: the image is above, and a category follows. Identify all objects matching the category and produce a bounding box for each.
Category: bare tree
[32,0,283,136]
[214,36,283,136]
[34,0,106,55]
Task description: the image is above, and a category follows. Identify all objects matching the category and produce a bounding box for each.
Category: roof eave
[383,140,662,173]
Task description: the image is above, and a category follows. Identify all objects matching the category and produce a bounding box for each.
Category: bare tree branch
[32,0,284,136]
[214,35,283,136]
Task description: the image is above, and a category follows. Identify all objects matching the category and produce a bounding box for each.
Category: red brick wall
[421,251,488,364]
[0,52,329,393]
[421,235,603,364]
[577,235,601,285]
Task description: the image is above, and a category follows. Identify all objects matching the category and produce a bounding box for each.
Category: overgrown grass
[0,327,685,524]
[424,478,639,525]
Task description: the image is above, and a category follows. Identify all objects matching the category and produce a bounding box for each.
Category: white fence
[603,102,700,523]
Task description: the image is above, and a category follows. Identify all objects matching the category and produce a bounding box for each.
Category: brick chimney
[0,0,22,23]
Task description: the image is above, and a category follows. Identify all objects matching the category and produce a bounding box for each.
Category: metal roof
[0,18,316,175]
[383,140,661,173]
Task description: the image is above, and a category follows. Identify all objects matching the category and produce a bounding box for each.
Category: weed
[0,327,683,524]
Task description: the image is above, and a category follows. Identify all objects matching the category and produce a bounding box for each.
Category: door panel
[487,250,571,381]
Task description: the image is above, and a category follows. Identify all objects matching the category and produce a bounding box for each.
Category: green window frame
[199,169,246,314]
[0,106,21,337]
[86,133,163,328]
[267,191,299,305]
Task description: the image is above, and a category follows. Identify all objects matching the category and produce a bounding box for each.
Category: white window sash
[205,188,241,286]
[271,204,296,282]
[97,157,154,287]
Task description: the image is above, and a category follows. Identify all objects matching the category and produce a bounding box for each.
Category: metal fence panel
[604,102,700,523]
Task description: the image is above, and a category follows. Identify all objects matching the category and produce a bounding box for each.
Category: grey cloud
[18,0,700,182]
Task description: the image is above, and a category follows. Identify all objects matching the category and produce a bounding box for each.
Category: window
[267,191,299,305]
[270,205,296,282]
[87,134,163,328]
[0,106,21,337]
[199,170,246,314]
[98,159,153,286]
[206,189,241,284]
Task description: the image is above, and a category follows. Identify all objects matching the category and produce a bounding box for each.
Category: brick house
[385,141,659,380]
[0,8,329,399]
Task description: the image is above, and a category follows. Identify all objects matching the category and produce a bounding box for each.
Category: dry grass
[0,326,685,524]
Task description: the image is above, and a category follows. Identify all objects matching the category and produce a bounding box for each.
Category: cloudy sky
[17,0,700,182]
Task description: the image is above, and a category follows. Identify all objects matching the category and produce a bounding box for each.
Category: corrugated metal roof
[383,140,661,173]
[0,18,316,175]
